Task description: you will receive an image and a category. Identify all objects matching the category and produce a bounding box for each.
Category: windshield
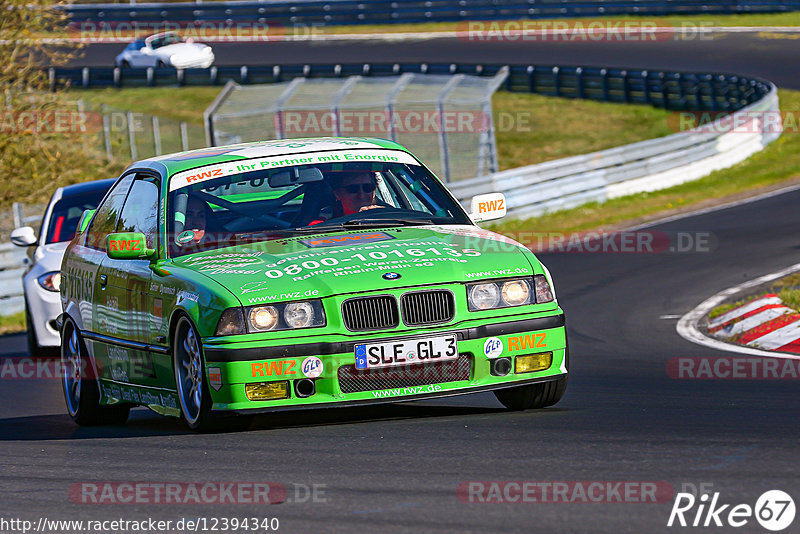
[46,190,108,244]
[167,150,471,257]
[150,33,181,49]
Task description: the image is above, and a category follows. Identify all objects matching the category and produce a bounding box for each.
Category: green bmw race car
[59,138,568,430]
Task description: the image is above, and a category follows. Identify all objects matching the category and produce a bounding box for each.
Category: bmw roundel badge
[383,272,401,280]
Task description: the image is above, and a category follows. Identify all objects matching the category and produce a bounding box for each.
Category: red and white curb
[677,262,800,360]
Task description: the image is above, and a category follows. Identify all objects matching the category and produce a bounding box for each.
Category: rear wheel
[61,319,130,425]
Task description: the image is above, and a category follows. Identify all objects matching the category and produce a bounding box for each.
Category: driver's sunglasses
[340,183,376,194]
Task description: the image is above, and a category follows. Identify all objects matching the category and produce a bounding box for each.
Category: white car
[114,32,215,69]
[10,179,113,356]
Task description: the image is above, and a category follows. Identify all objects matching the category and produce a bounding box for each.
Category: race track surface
[2,187,800,532]
[75,31,800,89]
[4,30,799,533]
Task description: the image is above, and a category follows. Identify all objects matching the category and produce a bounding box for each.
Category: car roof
[139,137,410,176]
[59,178,117,199]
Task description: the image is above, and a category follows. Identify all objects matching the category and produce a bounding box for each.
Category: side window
[85,174,134,251]
[116,175,160,249]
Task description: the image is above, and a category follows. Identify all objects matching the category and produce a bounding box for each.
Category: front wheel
[494,376,568,410]
[61,319,130,425]
[174,316,215,431]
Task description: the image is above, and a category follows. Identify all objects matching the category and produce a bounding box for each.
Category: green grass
[77,87,220,124]
[0,311,26,336]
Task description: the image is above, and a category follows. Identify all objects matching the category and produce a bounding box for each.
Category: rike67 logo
[668,490,795,531]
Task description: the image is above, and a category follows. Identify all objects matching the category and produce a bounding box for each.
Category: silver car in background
[115,32,215,69]
[10,179,113,356]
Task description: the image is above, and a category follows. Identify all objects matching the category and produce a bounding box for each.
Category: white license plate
[354,335,458,370]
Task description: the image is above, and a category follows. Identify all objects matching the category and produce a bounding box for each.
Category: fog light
[245,381,290,401]
[515,352,553,374]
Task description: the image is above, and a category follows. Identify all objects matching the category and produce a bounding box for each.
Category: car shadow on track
[0,402,512,440]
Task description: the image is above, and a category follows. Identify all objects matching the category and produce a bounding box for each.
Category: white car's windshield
[167,151,470,256]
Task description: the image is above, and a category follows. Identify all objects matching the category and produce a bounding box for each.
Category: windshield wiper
[337,218,436,229]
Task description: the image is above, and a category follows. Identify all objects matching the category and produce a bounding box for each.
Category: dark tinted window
[116,175,160,249]
[85,174,134,251]
[45,189,110,244]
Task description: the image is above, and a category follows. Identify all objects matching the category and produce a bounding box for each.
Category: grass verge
[0,311,27,336]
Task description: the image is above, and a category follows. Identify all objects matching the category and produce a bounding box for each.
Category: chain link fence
[205,69,509,181]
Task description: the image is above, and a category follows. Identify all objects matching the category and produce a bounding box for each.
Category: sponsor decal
[169,149,418,191]
[301,357,323,378]
[484,337,503,358]
[507,333,547,352]
[240,281,271,294]
[176,290,199,303]
[208,367,222,391]
[251,360,297,377]
[300,232,394,248]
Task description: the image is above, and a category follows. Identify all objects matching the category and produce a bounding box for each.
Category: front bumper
[203,311,567,412]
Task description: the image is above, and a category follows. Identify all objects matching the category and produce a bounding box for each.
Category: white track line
[676,262,800,360]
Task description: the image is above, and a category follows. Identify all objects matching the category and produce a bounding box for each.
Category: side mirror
[77,209,95,235]
[10,226,37,247]
[470,193,507,223]
[106,232,156,260]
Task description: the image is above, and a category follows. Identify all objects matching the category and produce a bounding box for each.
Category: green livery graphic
[59,138,568,430]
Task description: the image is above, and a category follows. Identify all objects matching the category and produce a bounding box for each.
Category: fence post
[660,72,669,109]
[436,74,464,182]
[642,70,651,105]
[153,116,162,156]
[181,122,189,151]
[102,104,113,160]
[527,65,536,93]
[12,202,24,229]
[127,111,138,160]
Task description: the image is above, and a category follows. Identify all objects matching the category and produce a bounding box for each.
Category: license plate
[354,335,458,370]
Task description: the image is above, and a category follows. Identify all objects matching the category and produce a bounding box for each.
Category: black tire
[61,319,130,426]
[494,376,568,410]
[121,60,130,68]
[25,302,40,358]
[157,60,166,68]
[173,316,217,431]
[494,341,569,410]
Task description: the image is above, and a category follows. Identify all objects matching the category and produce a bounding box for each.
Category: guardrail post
[527,65,536,93]
[48,68,55,92]
[693,75,703,110]
[113,67,121,88]
[177,68,185,86]
[273,65,281,83]
[708,74,718,111]
[240,66,248,84]
[146,67,154,87]
[362,64,371,76]
[82,67,90,89]
[576,67,585,99]
[153,116,162,156]
[642,70,651,105]
[601,68,609,100]
[659,72,669,109]
[181,122,189,151]
[552,66,560,97]
[210,66,218,85]
[622,70,630,103]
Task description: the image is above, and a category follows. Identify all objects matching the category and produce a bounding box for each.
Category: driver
[181,196,211,244]
[331,171,383,216]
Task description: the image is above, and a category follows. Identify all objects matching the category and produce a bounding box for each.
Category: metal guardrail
[449,85,780,218]
[49,64,772,114]
[63,0,800,25]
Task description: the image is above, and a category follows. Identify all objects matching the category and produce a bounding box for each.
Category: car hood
[171,225,538,305]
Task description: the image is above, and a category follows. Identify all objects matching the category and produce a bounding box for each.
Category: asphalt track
[3,31,799,533]
[74,31,800,89]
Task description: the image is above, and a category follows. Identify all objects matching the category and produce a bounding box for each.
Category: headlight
[467,278,541,311]
[468,283,500,310]
[245,300,326,333]
[284,302,314,328]
[533,274,554,303]
[215,308,246,336]
[250,306,279,331]
[38,271,61,292]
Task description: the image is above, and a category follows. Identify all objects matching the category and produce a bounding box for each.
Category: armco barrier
[0,243,28,317]
[50,64,771,114]
[63,0,800,26]
[448,83,779,218]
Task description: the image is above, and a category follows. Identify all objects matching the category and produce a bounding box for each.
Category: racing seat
[291,182,337,227]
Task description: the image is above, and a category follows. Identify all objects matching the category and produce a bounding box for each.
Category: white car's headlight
[467,276,552,311]
[38,271,61,292]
